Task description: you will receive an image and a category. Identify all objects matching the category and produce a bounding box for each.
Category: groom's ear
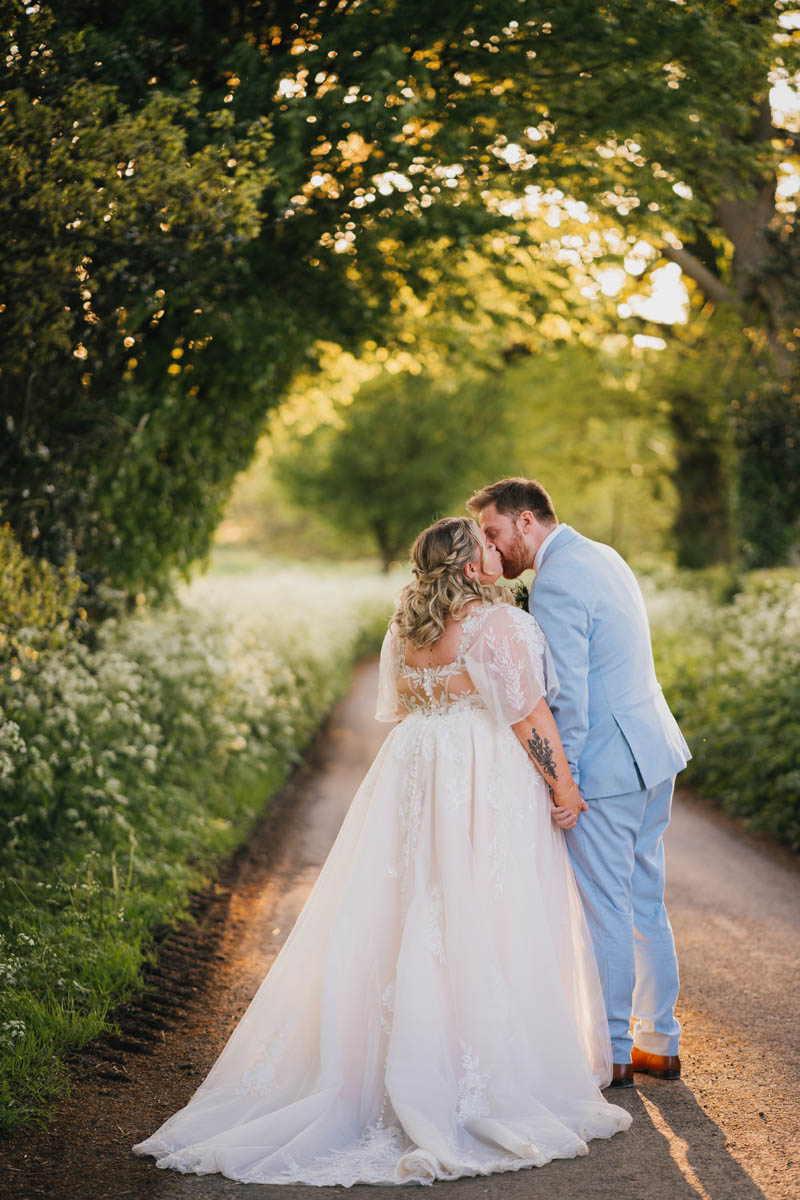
[517,510,535,533]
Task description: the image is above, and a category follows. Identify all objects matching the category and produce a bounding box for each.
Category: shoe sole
[633,1068,681,1080]
[606,1078,635,1089]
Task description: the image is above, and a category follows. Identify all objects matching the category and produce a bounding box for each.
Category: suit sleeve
[530,574,590,788]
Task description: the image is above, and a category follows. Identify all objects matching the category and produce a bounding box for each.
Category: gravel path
[3,659,798,1200]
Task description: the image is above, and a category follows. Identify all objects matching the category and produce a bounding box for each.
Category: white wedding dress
[133,600,631,1185]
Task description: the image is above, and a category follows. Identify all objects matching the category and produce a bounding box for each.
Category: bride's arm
[375,626,406,722]
[511,697,588,826]
[463,604,587,826]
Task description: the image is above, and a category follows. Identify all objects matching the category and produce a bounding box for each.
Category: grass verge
[0,562,400,1132]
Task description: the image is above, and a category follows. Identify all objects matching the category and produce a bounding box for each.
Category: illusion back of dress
[379,600,557,725]
[396,639,486,716]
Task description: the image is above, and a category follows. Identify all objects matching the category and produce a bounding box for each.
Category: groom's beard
[499,530,530,579]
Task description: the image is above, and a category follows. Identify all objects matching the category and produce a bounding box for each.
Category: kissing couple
[134,476,691,1186]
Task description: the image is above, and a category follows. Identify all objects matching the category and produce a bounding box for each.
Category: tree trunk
[660,96,798,567]
[669,386,735,569]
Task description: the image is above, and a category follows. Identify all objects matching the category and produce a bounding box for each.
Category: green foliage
[480,346,677,559]
[217,446,378,561]
[274,369,511,567]
[642,321,800,571]
[647,570,800,850]
[648,327,748,568]
[0,562,398,1131]
[735,379,800,570]
[271,344,677,564]
[0,521,83,660]
[3,1,798,592]
[1,50,283,599]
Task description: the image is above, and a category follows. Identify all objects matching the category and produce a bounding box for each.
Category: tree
[3,1,798,591]
[1,13,278,598]
[273,369,510,569]
[271,342,676,566]
[486,345,677,561]
[508,2,800,565]
[735,377,800,568]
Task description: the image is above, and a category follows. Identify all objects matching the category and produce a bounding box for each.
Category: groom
[469,477,690,1088]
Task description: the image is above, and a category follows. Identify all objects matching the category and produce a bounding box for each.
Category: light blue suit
[530,524,690,1063]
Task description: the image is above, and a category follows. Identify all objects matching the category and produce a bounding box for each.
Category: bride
[133,516,632,1185]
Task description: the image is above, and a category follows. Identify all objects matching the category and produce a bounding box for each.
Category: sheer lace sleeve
[375,625,404,722]
[463,603,558,726]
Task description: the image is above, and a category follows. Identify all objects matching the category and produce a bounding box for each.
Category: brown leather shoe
[606,1062,634,1088]
[631,1046,681,1079]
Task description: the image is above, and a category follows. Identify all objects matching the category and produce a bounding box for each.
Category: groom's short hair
[468,477,557,526]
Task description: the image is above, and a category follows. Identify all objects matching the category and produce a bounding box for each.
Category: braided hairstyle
[392,517,507,649]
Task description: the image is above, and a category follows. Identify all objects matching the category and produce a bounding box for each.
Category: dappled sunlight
[625,263,690,325]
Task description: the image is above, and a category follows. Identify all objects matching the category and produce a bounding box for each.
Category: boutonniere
[511,581,529,611]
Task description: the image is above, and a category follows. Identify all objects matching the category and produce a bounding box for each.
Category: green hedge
[645,567,800,851]
[0,562,398,1131]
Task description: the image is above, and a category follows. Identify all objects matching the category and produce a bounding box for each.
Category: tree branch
[660,244,739,306]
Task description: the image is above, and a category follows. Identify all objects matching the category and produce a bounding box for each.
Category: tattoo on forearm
[526,730,558,780]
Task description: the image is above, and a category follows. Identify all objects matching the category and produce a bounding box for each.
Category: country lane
[3,658,798,1200]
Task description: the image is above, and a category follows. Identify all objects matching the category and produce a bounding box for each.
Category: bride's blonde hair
[393,517,507,649]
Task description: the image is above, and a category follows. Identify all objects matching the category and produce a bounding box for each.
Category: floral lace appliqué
[425,885,446,963]
[399,690,487,718]
[236,1020,291,1097]
[380,982,395,1036]
[456,1041,490,1123]
[387,717,445,901]
[272,1123,412,1186]
[483,626,526,714]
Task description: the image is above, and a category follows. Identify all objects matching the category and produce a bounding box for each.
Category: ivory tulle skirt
[133,704,631,1184]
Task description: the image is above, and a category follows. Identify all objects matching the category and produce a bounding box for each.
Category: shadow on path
[632,1080,767,1200]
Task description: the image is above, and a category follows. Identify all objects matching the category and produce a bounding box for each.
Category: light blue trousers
[564,775,681,1063]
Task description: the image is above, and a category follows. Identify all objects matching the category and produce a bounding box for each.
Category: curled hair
[393,517,507,649]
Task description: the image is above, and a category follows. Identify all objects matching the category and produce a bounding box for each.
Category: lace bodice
[396,607,487,717]
[377,601,558,724]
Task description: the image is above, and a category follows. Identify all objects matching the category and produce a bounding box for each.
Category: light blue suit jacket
[530,525,690,799]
